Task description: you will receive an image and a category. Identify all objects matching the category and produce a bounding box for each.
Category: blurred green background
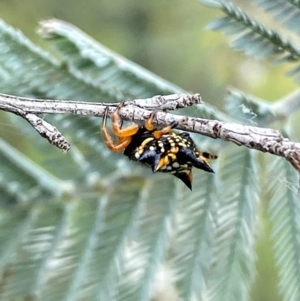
[0,0,297,107]
[0,1,297,300]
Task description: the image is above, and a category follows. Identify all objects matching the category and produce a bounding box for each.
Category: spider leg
[152,121,178,139]
[145,111,178,137]
[199,151,218,161]
[103,134,133,153]
[183,148,214,173]
[101,106,133,152]
[145,111,184,139]
[112,104,139,138]
[194,151,218,167]
[145,111,157,131]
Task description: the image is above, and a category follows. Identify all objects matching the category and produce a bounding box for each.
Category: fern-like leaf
[253,0,300,35]
[267,155,300,301]
[0,138,65,206]
[201,0,300,61]
[170,171,218,301]
[38,19,184,98]
[37,19,232,122]
[207,147,259,301]
[225,87,277,126]
[0,20,115,102]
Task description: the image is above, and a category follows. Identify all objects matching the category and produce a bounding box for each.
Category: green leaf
[170,172,218,300]
[38,19,184,99]
[225,87,277,126]
[0,138,64,206]
[202,1,300,63]
[207,147,259,301]
[0,20,113,102]
[267,155,300,301]
[253,0,300,35]
[37,19,230,122]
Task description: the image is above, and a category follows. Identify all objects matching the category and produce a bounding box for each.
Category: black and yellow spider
[101,105,217,190]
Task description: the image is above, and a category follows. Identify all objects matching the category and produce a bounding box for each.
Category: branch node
[25,113,70,152]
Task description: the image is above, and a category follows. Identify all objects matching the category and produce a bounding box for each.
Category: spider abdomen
[123,130,215,190]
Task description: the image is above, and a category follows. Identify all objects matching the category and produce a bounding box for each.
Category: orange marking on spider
[155,156,169,171]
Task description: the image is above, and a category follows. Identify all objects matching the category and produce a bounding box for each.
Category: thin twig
[0,92,300,171]
[24,114,70,152]
[3,99,70,152]
[0,93,201,116]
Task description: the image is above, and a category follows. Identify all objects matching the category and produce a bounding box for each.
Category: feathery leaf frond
[0,138,65,206]
[225,87,277,126]
[201,0,300,61]
[267,155,300,301]
[38,19,184,98]
[170,171,218,301]
[0,20,114,102]
[253,0,300,35]
[37,19,230,122]
[207,147,259,301]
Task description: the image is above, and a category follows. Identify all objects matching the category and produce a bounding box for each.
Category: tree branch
[1,92,300,172]
[23,114,70,152]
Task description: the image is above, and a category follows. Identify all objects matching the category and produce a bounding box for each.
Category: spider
[101,104,217,190]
